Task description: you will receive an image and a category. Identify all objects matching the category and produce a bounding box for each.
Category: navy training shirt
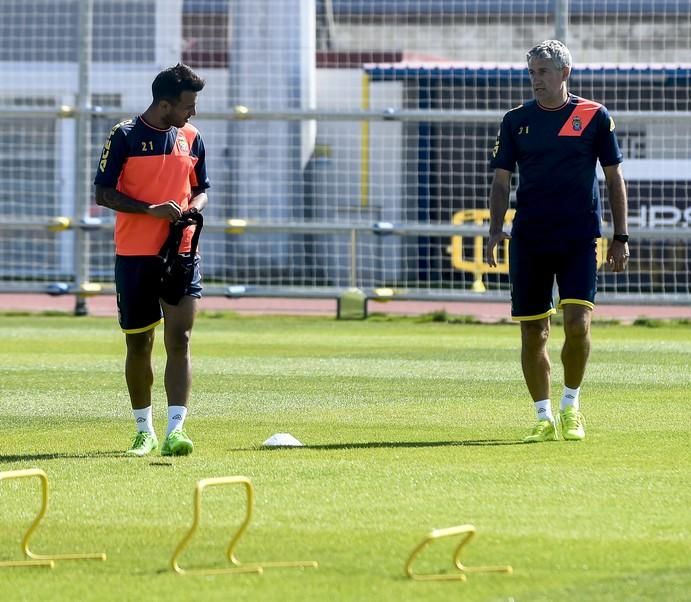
[490,94,623,240]
[94,116,210,256]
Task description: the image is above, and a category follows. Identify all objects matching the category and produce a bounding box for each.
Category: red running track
[1,293,690,324]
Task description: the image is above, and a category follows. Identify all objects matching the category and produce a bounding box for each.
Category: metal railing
[4,215,691,310]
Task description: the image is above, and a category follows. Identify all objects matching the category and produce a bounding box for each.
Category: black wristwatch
[613,234,629,243]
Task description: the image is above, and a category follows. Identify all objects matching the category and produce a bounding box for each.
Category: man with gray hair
[527,38,572,71]
[486,40,629,442]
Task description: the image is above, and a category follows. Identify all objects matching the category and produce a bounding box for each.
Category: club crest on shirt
[572,116,582,131]
[177,136,189,153]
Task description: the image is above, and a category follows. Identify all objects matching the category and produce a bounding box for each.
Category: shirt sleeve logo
[99,138,111,173]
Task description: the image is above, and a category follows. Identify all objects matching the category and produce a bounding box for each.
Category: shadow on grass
[238,439,523,451]
[0,451,123,463]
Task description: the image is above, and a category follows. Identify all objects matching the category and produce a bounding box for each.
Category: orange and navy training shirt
[94,116,210,256]
[490,94,623,241]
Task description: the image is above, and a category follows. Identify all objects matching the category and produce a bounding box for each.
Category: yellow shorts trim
[557,298,595,310]
[512,308,557,322]
[122,319,162,334]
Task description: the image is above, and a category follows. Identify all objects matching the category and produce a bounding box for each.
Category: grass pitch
[0,313,689,601]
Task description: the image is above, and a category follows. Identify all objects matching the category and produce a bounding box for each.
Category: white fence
[2,0,691,313]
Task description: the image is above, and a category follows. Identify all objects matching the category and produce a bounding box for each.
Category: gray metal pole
[350,229,357,288]
[73,0,94,316]
[554,0,569,43]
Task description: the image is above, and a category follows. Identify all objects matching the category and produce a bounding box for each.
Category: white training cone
[262,433,304,447]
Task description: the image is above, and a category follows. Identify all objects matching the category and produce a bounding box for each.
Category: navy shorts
[115,254,202,333]
[509,237,597,320]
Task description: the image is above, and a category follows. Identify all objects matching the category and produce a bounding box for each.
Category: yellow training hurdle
[0,468,106,569]
[405,524,512,581]
[171,475,318,576]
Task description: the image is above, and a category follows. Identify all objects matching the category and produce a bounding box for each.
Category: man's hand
[147,201,183,221]
[486,231,511,267]
[607,239,629,272]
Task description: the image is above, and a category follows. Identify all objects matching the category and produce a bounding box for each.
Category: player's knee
[125,331,154,355]
[563,313,590,339]
[165,329,192,355]
[521,320,550,350]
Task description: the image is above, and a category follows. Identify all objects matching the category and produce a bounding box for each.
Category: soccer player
[94,64,210,456]
[485,40,629,442]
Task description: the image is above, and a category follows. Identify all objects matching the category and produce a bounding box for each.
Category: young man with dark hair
[94,63,210,456]
[486,41,629,443]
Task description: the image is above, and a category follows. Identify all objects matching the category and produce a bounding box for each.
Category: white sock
[167,405,188,435]
[534,399,554,423]
[133,406,154,434]
[560,386,580,411]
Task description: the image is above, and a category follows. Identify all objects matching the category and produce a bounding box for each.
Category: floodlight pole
[73,0,94,316]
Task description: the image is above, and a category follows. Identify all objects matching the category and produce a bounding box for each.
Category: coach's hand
[147,201,183,221]
[486,231,511,267]
[607,240,630,272]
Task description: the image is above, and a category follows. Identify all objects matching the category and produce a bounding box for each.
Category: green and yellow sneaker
[560,407,586,441]
[161,429,194,456]
[125,431,158,457]
[523,419,559,443]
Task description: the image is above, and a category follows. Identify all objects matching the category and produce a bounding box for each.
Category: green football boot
[560,407,586,441]
[125,431,158,457]
[161,429,194,456]
[523,419,559,443]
